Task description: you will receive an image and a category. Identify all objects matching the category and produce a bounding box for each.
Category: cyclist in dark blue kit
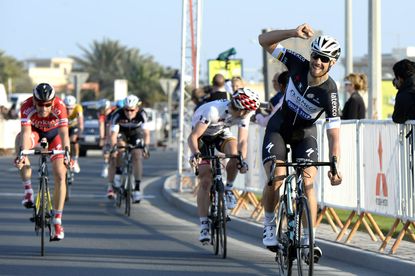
[258,23,343,261]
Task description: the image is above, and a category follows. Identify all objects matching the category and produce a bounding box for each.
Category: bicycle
[20,140,66,256]
[195,145,243,259]
[65,163,74,202]
[113,143,146,216]
[268,156,337,276]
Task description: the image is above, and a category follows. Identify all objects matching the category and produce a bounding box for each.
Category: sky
[1,0,414,83]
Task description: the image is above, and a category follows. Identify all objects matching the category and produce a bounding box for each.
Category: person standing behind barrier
[258,24,343,260]
[391,59,415,123]
[206,73,231,102]
[341,73,367,120]
[254,71,289,127]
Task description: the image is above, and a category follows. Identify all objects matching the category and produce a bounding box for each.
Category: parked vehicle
[79,101,101,157]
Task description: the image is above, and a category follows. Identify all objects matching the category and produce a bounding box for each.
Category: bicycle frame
[270,157,337,275]
[195,145,242,259]
[21,147,66,256]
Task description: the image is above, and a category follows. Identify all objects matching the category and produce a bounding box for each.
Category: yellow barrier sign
[208,59,243,82]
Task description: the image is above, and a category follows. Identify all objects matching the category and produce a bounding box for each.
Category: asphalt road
[0,149,391,275]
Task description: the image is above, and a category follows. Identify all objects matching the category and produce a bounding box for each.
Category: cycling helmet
[99,99,111,110]
[232,88,260,111]
[124,95,142,108]
[116,99,125,108]
[33,83,55,102]
[311,35,341,60]
[64,95,77,108]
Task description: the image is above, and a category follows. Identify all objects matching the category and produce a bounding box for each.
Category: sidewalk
[163,174,415,275]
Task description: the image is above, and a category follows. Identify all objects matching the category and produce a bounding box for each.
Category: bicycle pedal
[29,216,35,222]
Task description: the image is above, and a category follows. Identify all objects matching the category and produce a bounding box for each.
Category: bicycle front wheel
[211,190,219,256]
[39,177,48,256]
[124,174,132,216]
[296,196,314,276]
[217,190,227,259]
[276,195,293,276]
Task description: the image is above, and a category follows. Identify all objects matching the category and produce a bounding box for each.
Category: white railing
[232,119,415,222]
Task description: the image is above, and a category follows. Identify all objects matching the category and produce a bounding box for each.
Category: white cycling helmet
[232,88,260,111]
[311,35,341,60]
[124,95,142,108]
[64,95,77,108]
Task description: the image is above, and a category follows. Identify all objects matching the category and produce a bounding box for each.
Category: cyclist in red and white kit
[14,83,71,241]
[258,24,343,260]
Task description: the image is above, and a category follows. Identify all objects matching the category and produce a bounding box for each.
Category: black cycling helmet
[33,83,56,102]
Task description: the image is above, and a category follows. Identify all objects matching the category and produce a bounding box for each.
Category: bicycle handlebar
[194,154,243,176]
[267,156,338,186]
[20,149,66,156]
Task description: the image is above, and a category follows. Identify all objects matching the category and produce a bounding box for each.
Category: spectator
[269,71,289,109]
[254,71,289,127]
[392,59,415,123]
[206,73,230,102]
[0,105,9,120]
[231,76,244,92]
[341,73,367,119]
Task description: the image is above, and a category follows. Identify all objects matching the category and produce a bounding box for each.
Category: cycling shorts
[198,131,236,165]
[69,126,79,137]
[117,132,145,148]
[17,127,64,161]
[262,125,318,164]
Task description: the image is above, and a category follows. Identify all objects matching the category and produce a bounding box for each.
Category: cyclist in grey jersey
[258,23,343,260]
[188,88,260,243]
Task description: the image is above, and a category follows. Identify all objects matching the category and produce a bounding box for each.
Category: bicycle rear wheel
[296,196,314,276]
[217,190,227,259]
[124,174,132,216]
[276,195,293,275]
[39,177,47,256]
[211,190,219,255]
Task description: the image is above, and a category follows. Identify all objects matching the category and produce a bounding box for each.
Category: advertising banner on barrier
[320,121,359,209]
[361,122,400,217]
[245,125,266,192]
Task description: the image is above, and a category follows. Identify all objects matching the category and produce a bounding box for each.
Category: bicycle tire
[217,190,227,259]
[296,196,314,276]
[65,170,71,202]
[276,195,293,275]
[40,177,46,256]
[212,190,219,256]
[125,174,132,216]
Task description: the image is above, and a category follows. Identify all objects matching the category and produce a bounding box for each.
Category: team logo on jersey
[305,148,315,158]
[265,142,274,153]
[306,94,314,99]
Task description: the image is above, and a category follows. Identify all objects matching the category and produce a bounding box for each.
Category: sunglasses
[311,52,331,63]
[36,101,53,107]
[124,108,136,112]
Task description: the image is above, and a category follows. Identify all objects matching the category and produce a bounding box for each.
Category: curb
[162,175,415,275]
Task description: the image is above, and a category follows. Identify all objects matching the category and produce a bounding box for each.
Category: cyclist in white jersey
[258,23,343,260]
[188,88,260,243]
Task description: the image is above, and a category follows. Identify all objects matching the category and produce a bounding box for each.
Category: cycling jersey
[191,100,251,137]
[68,104,83,128]
[21,96,68,132]
[20,96,68,160]
[110,108,149,138]
[262,44,340,164]
[266,44,341,134]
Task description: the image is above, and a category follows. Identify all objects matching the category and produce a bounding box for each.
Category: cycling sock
[115,167,122,174]
[264,211,276,226]
[135,180,141,191]
[200,217,209,229]
[53,210,63,224]
[225,181,234,191]
[23,179,33,194]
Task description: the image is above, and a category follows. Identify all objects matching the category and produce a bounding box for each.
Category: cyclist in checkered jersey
[188,88,260,243]
[258,23,343,258]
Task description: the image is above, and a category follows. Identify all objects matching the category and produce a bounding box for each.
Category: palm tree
[72,39,174,105]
